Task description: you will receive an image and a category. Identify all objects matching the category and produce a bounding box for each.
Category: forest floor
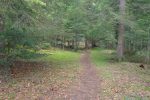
[0,49,81,100]
[91,48,150,100]
[0,48,150,100]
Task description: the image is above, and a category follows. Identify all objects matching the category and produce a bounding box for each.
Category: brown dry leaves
[0,61,80,100]
[98,63,150,100]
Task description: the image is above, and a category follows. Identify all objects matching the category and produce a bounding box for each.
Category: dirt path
[67,51,101,100]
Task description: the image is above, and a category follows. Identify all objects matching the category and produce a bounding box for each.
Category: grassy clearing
[35,49,80,63]
[91,48,150,99]
[0,49,81,100]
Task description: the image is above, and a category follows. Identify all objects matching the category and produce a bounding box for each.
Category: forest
[0,0,150,99]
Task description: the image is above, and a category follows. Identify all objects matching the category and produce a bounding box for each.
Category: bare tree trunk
[117,0,125,61]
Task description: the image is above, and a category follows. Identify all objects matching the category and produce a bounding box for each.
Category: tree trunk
[117,0,125,61]
[146,41,150,64]
[0,15,4,32]
[0,15,4,50]
[62,36,65,50]
[54,35,57,47]
[91,40,96,48]
[74,33,78,51]
[85,39,89,49]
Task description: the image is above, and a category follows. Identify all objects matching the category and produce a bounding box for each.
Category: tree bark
[117,0,125,61]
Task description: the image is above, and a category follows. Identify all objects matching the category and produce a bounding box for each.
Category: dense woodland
[0,0,150,99]
[0,0,150,65]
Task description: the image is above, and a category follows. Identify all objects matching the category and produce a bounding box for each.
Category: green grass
[91,48,114,78]
[37,50,80,62]
[21,49,80,65]
[144,86,150,91]
[91,48,114,66]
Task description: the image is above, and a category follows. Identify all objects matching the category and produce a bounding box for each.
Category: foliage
[0,0,150,65]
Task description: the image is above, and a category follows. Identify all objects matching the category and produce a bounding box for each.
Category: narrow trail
[68,51,101,100]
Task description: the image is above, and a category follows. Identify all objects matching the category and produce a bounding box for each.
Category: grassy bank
[91,48,150,99]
